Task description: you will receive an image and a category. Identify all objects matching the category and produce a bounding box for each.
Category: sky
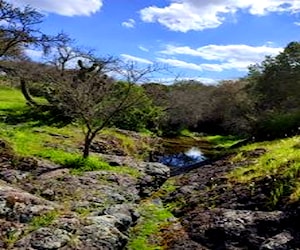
[6,0,300,84]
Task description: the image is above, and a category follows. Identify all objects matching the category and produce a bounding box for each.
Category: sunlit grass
[229,136,300,206]
[0,86,142,178]
[127,201,173,250]
[206,134,243,149]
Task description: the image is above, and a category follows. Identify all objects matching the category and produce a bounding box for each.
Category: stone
[30,228,71,249]
[260,231,293,250]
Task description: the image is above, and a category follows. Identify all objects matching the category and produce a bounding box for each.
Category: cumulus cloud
[7,0,103,16]
[121,54,153,64]
[159,44,283,72]
[140,0,300,32]
[122,19,136,28]
[157,58,203,71]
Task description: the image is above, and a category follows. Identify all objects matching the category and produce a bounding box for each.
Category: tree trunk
[83,130,97,158]
[83,134,92,158]
[20,78,38,107]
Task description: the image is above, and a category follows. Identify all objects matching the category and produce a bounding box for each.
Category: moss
[127,201,173,250]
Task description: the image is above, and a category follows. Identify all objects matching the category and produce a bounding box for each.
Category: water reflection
[159,147,207,167]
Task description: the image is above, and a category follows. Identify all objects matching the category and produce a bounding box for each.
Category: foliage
[127,201,173,250]
[246,41,300,139]
[111,83,164,132]
[0,0,68,61]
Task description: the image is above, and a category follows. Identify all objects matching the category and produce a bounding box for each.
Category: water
[159,147,207,167]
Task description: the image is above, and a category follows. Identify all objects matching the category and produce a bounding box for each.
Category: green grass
[102,128,136,152]
[28,210,59,231]
[179,129,194,137]
[0,86,142,178]
[127,201,173,250]
[206,135,243,149]
[228,136,300,207]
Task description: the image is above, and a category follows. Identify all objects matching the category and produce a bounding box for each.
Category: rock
[104,204,139,231]
[260,231,293,250]
[15,227,71,249]
[41,189,56,201]
[79,215,128,249]
[0,143,171,249]
[31,228,71,249]
[0,169,30,183]
[176,205,299,250]
[137,162,170,197]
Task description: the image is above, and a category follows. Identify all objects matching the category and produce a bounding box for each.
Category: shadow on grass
[0,105,73,127]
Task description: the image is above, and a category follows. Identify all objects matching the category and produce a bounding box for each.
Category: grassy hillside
[228,136,300,207]
[0,85,145,176]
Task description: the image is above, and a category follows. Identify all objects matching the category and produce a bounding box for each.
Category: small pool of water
[158,147,207,167]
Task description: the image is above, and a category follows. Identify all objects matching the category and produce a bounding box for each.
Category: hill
[0,85,300,249]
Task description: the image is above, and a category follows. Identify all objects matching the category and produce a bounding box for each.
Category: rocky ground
[0,139,169,249]
[1,136,300,250]
[160,149,300,250]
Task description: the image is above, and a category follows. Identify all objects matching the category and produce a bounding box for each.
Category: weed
[28,210,59,231]
[2,229,20,249]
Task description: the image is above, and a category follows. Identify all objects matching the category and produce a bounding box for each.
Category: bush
[254,111,300,140]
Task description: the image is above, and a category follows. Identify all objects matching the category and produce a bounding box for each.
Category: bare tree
[50,59,164,158]
[0,0,68,60]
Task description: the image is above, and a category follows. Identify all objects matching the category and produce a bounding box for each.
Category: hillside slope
[156,136,300,249]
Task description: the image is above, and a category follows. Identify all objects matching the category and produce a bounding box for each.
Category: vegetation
[1,1,300,247]
[127,201,173,250]
[228,135,300,208]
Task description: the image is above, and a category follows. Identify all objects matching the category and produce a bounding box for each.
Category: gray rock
[30,228,71,249]
[260,231,293,250]
[79,215,128,249]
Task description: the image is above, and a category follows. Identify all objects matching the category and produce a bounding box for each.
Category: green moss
[127,201,173,250]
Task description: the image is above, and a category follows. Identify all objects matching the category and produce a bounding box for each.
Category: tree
[50,59,164,158]
[248,42,300,112]
[0,0,68,61]
[209,79,255,136]
[160,80,216,134]
[246,41,300,139]
[0,0,70,107]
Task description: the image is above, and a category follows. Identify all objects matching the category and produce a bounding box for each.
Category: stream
[158,147,207,167]
[153,136,214,175]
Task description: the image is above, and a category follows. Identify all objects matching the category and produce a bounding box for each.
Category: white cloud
[140,0,300,32]
[25,49,44,60]
[122,19,136,28]
[153,76,218,85]
[7,0,103,16]
[138,46,149,52]
[160,43,283,72]
[121,54,153,64]
[157,58,203,71]
[294,21,300,26]
[176,77,218,85]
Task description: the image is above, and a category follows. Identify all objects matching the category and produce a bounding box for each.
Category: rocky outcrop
[161,149,300,249]
[183,208,296,249]
[0,141,170,249]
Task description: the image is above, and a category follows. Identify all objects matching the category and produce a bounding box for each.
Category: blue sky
[6,0,300,84]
